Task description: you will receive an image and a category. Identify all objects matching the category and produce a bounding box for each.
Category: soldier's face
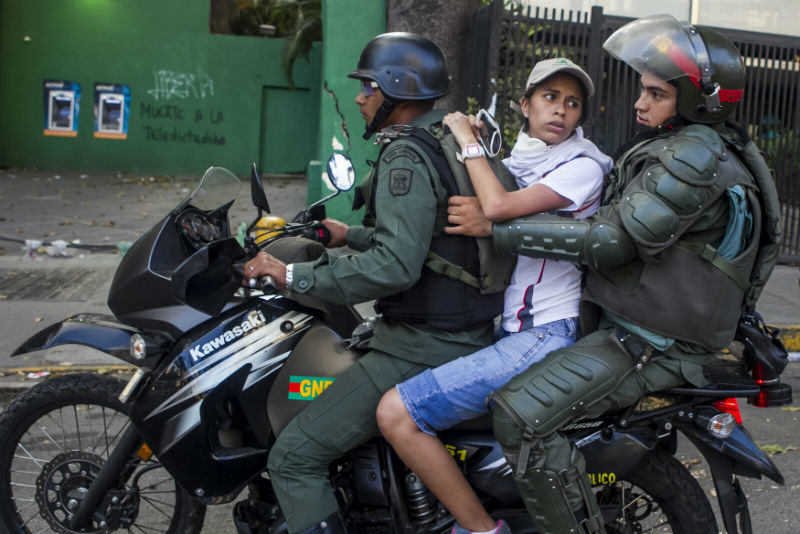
[521,73,584,145]
[355,81,385,126]
[635,73,678,128]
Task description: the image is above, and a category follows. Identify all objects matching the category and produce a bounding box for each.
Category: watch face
[466,144,481,157]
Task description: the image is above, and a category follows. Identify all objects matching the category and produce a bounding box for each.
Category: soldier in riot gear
[244,32,502,534]
[485,15,781,533]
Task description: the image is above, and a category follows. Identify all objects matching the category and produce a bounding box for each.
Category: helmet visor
[603,14,700,82]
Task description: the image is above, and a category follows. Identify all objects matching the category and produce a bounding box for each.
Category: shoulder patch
[383,145,421,164]
[389,169,412,196]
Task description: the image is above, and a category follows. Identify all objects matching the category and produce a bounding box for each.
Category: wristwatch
[285,264,294,289]
[461,143,485,160]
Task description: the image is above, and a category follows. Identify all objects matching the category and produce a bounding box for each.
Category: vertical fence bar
[585,5,604,141]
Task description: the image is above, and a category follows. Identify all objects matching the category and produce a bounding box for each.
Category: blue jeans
[396,318,579,435]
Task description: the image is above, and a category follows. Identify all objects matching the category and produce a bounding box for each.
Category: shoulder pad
[657,126,721,185]
[679,124,727,158]
[641,164,711,217]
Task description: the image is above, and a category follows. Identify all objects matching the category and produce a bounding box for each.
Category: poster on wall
[43,80,81,137]
[93,83,131,139]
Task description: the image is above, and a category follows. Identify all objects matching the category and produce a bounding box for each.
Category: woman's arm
[442,112,571,221]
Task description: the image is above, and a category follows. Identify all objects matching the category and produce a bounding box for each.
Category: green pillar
[307,0,386,224]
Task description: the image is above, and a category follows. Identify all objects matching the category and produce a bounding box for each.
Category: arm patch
[382,145,421,164]
[389,169,412,196]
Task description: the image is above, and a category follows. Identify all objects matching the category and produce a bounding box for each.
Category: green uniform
[489,123,773,533]
[267,109,494,532]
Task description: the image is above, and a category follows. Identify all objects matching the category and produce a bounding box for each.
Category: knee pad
[492,334,633,440]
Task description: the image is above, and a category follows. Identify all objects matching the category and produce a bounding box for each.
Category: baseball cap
[524,58,595,98]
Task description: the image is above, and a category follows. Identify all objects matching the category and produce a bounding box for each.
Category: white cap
[524,58,595,98]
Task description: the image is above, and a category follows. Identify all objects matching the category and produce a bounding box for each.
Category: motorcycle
[0,155,792,534]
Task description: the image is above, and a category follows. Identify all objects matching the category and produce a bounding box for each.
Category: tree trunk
[387,0,482,111]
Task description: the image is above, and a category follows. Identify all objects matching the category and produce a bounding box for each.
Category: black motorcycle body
[1,164,790,534]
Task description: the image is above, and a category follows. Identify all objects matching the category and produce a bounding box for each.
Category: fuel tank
[267,322,362,436]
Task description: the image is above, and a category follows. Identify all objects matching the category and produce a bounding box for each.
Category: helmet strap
[363,98,397,140]
[682,23,722,113]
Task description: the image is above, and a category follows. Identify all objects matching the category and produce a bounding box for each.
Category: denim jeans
[396,318,578,435]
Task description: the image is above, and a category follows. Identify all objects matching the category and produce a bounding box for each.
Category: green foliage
[465,96,480,115]
[493,2,585,152]
[756,129,800,172]
[230,0,322,86]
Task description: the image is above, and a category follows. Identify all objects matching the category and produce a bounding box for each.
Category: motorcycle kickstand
[68,425,143,530]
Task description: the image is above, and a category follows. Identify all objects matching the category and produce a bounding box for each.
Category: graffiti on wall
[141,68,224,146]
[147,70,215,101]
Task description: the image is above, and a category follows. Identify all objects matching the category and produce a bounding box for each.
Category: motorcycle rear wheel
[597,446,718,534]
[0,373,206,534]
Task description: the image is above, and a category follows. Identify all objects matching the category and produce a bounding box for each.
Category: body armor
[363,134,505,331]
[583,124,760,350]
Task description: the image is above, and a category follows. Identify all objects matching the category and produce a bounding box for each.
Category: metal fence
[470,2,800,262]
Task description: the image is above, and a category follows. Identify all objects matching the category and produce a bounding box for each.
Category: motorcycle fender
[11,313,144,365]
[679,422,784,484]
[266,322,361,437]
[578,426,658,485]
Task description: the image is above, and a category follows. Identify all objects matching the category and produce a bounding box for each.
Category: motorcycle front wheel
[0,373,206,534]
[596,446,718,534]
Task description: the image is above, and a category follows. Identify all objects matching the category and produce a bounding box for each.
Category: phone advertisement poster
[43,80,81,137]
[94,83,131,139]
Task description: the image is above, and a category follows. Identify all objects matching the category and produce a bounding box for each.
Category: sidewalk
[0,168,308,388]
[1,168,799,390]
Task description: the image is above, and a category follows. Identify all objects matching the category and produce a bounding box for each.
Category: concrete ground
[1,168,799,532]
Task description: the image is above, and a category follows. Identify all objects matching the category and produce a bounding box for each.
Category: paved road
[2,364,799,534]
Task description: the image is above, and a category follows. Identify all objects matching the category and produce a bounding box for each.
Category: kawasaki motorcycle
[0,156,792,534]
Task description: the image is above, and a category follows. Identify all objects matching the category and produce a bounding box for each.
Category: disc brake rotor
[35,451,107,534]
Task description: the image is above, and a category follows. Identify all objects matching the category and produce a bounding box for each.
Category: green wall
[308,0,386,223]
[0,0,321,177]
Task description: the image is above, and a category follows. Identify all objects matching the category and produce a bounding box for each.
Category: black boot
[297,512,348,534]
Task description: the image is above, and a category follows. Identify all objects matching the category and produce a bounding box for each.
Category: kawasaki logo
[288,375,335,401]
[189,310,267,362]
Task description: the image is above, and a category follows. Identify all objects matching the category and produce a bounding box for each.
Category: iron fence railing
[470,2,800,262]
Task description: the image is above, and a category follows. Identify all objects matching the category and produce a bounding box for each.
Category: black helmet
[603,15,745,123]
[349,32,450,101]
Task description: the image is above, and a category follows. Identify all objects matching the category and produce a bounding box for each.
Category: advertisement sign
[43,80,81,137]
[94,83,131,139]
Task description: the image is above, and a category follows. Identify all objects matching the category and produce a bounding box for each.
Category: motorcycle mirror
[326,154,355,191]
[250,163,271,213]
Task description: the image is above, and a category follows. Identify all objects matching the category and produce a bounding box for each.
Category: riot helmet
[349,32,450,138]
[603,14,745,123]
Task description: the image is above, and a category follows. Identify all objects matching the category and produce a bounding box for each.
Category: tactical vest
[583,124,779,351]
[360,127,513,331]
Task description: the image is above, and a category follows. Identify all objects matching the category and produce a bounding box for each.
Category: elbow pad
[493,214,634,270]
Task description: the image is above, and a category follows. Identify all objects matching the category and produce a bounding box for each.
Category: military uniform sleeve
[345,226,376,252]
[290,141,439,304]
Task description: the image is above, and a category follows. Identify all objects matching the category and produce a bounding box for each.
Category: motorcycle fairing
[128,299,315,501]
[10,313,153,366]
[678,417,783,484]
[679,412,782,534]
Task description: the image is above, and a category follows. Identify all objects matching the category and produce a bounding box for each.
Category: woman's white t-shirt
[501,156,604,332]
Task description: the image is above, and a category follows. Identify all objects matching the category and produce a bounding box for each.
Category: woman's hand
[242,251,287,290]
[444,196,492,237]
[442,112,481,149]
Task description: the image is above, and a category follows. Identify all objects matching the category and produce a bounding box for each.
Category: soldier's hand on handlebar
[243,251,287,291]
[321,218,349,248]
